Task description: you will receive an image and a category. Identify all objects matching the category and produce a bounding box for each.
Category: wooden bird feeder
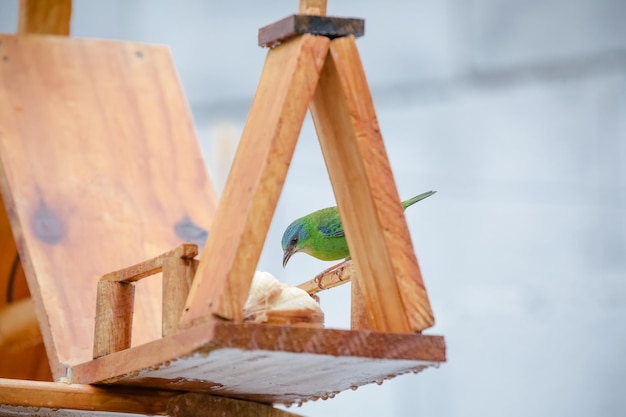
[0,0,446,415]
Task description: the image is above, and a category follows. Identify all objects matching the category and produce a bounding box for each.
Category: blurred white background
[2,0,626,416]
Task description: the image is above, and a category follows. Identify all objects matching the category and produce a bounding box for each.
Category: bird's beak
[283,248,296,268]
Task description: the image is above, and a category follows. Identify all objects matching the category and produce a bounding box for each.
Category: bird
[281,190,436,267]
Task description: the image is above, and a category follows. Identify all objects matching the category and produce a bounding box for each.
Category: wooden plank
[0,378,302,417]
[297,259,354,295]
[258,16,364,48]
[162,257,198,336]
[18,0,72,35]
[70,321,445,405]
[181,34,330,326]
[309,36,435,332]
[0,34,216,377]
[93,281,135,358]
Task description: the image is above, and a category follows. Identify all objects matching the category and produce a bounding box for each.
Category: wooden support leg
[18,0,72,35]
[93,281,134,358]
[310,36,434,333]
[180,34,331,326]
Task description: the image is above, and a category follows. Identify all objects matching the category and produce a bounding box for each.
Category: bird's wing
[317,214,345,238]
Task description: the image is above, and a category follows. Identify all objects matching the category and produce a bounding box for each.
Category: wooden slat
[162,257,198,337]
[309,36,434,332]
[70,321,445,405]
[18,0,72,35]
[93,281,135,358]
[258,16,364,48]
[0,378,303,417]
[0,34,216,377]
[100,244,198,283]
[0,198,29,307]
[180,34,330,325]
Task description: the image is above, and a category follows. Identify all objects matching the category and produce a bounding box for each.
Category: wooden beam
[258,16,364,48]
[70,321,445,405]
[180,34,330,326]
[0,378,303,417]
[18,0,72,35]
[309,36,435,332]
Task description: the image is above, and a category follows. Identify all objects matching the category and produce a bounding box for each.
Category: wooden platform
[70,320,444,405]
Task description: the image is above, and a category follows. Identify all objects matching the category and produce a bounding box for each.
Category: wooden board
[310,36,434,332]
[0,378,302,417]
[0,34,216,378]
[70,321,445,405]
[180,34,330,325]
[258,15,365,47]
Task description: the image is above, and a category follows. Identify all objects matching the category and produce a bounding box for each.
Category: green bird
[281,190,436,267]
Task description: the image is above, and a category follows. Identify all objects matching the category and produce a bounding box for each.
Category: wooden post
[93,281,135,359]
[298,0,327,15]
[180,34,331,326]
[310,36,434,332]
[18,0,72,35]
[162,249,198,336]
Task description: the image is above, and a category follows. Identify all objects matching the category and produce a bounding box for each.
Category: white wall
[2,1,625,415]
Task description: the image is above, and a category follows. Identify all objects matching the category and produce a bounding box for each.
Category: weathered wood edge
[0,378,304,417]
[259,15,364,47]
[70,320,445,385]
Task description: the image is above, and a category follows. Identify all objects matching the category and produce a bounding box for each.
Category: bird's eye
[290,237,298,245]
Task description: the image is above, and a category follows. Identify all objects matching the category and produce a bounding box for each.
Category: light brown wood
[181,34,330,325]
[309,36,434,333]
[93,281,135,359]
[350,274,370,330]
[94,244,199,355]
[0,34,216,377]
[162,256,198,336]
[0,298,51,381]
[0,378,302,417]
[298,0,327,16]
[100,243,198,283]
[18,0,72,35]
[297,259,354,295]
[70,321,445,405]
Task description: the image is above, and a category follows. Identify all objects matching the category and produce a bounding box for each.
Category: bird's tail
[402,190,436,209]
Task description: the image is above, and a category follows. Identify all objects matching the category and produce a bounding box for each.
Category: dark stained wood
[0,34,216,377]
[71,320,445,405]
[258,15,364,47]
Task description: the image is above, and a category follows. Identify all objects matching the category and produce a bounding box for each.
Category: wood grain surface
[0,34,216,377]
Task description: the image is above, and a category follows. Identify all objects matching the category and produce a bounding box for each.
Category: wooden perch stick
[297,260,354,295]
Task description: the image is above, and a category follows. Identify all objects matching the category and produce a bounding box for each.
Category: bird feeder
[0,0,446,415]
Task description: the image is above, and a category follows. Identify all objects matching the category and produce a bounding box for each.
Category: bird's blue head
[281,219,309,268]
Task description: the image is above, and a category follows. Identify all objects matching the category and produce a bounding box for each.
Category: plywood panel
[0,34,216,377]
